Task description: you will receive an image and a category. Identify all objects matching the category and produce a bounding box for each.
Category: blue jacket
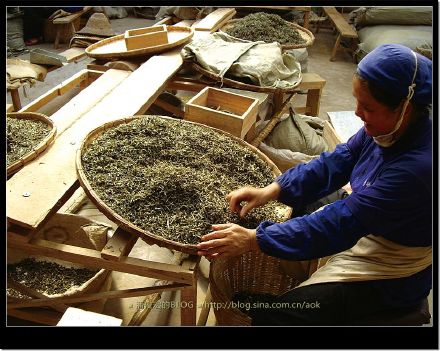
[256,116,432,306]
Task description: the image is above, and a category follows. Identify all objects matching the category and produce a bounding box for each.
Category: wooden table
[6,65,202,326]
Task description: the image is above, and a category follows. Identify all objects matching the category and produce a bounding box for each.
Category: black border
[4,1,438,349]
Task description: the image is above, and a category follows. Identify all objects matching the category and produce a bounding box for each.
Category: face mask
[373,51,418,147]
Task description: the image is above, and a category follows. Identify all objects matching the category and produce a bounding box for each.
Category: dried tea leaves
[225,12,306,45]
[81,116,288,245]
[7,116,51,166]
[7,258,98,296]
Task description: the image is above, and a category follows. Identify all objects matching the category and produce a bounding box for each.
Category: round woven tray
[209,250,301,325]
[220,18,315,50]
[76,115,291,255]
[190,62,302,93]
[7,112,57,177]
[85,26,194,59]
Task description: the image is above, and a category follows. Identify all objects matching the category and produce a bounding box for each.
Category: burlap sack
[7,58,47,89]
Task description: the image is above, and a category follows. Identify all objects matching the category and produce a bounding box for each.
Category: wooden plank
[8,283,188,309]
[53,11,85,24]
[194,8,236,32]
[7,70,132,230]
[8,237,195,283]
[86,64,110,73]
[58,187,88,213]
[101,228,138,261]
[155,16,174,26]
[174,19,195,27]
[18,69,115,114]
[324,7,357,38]
[296,73,326,90]
[59,47,86,62]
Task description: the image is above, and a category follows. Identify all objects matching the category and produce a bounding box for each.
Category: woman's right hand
[227,182,281,218]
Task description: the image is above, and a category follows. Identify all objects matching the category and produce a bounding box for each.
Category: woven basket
[210,250,303,325]
[220,18,315,50]
[7,112,57,177]
[76,115,291,255]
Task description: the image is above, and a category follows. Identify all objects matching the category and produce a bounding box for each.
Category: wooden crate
[184,87,259,139]
[124,25,168,50]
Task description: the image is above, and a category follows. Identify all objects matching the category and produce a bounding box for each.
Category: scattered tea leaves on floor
[81,116,288,245]
[7,116,51,166]
[225,12,306,45]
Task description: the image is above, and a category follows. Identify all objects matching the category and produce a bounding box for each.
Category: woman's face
[352,76,402,137]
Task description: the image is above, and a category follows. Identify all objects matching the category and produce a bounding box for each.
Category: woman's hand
[227,182,281,217]
[197,223,258,259]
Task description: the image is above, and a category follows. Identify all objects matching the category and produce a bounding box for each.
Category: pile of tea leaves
[81,116,288,245]
[7,258,98,296]
[7,116,51,166]
[225,12,306,45]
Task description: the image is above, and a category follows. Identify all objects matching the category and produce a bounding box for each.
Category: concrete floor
[7,13,432,326]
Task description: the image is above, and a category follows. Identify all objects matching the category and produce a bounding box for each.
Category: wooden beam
[8,237,195,283]
[59,47,86,62]
[194,8,236,32]
[7,278,68,313]
[101,228,138,261]
[8,283,188,309]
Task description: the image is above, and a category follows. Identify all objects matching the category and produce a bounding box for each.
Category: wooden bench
[53,7,92,49]
[317,7,358,62]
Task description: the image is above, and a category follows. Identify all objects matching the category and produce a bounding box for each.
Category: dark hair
[354,72,430,120]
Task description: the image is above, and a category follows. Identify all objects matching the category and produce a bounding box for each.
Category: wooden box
[184,87,259,139]
[124,25,168,50]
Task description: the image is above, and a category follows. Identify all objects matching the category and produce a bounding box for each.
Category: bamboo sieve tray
[220,18,315,50]
[76,115,291,254]
[7,112,57,177]
[85,26,194,59]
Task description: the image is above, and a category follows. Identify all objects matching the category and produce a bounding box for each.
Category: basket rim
[85,25,194,59]
[7,112,57,177]
[220,18,315,49]
[76,115,290,255]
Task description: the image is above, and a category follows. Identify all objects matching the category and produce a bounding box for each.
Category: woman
[197,44,432,325]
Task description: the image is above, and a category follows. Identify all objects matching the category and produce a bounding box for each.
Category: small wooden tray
[7,112,57,177]
[220,18,315,50]
[85,26,193,59]
[76,115,289,255]
[190,62,302,93]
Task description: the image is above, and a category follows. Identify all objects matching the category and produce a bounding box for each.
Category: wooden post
[10,89,22,111]
[330,33,342,61]
[306,88,322,117]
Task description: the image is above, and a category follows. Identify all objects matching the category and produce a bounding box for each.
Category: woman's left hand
[196,223,258,259]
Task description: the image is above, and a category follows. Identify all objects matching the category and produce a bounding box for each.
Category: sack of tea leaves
[181,32,302,89]
[257,111,329,172]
